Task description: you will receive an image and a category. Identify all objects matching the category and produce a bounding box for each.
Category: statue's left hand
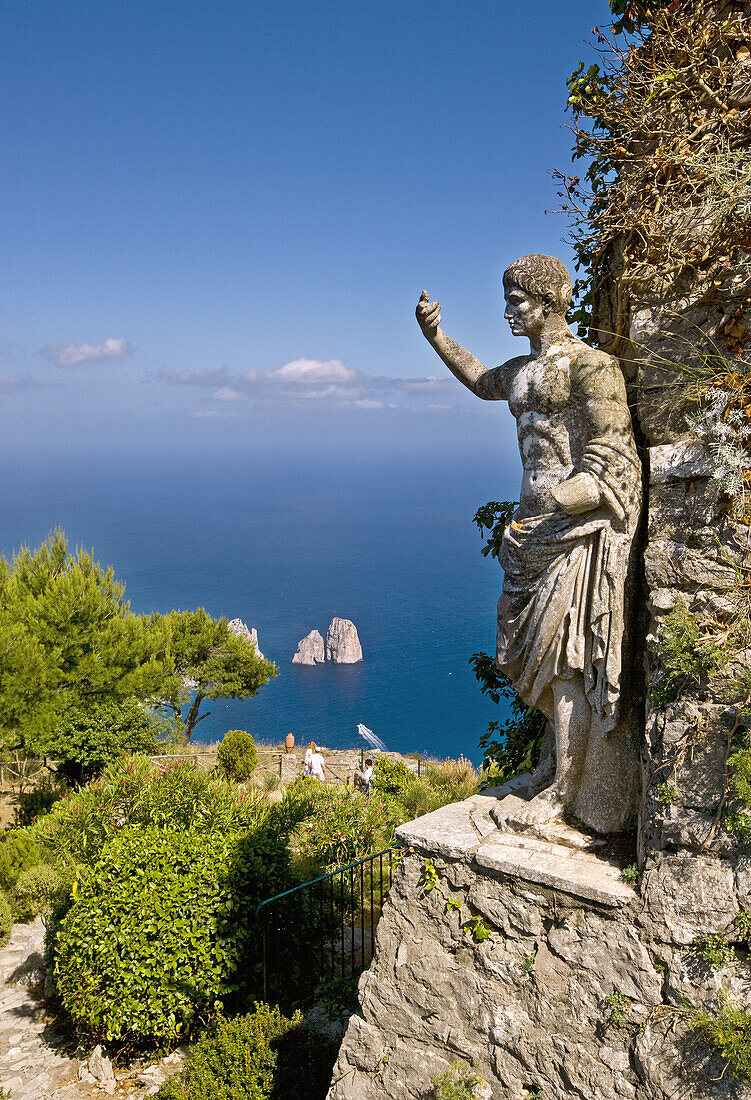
[551,473,601,515]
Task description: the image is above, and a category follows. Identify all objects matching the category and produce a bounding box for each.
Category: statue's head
[502,255,573,340]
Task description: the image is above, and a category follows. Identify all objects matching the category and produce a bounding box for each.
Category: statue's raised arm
[415,290,507,400]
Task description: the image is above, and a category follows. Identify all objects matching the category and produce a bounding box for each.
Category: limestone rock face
[228,618,264,660]
[325,618,362,663]
[292,629,325,665]
[329,796,746,1100]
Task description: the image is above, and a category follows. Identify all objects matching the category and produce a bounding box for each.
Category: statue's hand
[416,290,442,340]
[551,473,601,515]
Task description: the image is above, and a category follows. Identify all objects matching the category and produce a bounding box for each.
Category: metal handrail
[255,847,397,917]
[255,847,398,1005]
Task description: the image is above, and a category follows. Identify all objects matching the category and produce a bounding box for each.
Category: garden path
[0,921,185,1099]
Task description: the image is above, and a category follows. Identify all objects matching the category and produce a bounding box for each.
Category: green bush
[16,775,69,826]
[217,730,258,782]
[692,995,751,1083]
[0,829,42,891]
[36,755,271,865]
[43,700,162,787]
[156,1003,338,1100]
[291,785,404,873]
[693,933,735,969]
[0,892,13,946]
[156,1004,286,1099]
[429,1060,489,1099]
[156,1004,293,1099]
[275,776,331,834]
[12,864,65,922]
[50,819,294,1044]
[370,756,413,798]
[649,601,727,708]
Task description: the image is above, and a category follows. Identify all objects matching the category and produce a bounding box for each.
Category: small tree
[159,610,277,745]
[218,730,258,782]
[36,699,161,786]
[0,530,165,754]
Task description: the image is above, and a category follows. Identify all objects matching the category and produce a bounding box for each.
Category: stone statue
[416,255,642,833]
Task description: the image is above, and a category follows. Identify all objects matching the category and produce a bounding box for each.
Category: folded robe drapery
[496,436,641,735]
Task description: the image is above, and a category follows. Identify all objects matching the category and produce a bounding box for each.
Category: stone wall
[328,789,749,1099]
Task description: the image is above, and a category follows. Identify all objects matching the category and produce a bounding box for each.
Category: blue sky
[1,0,609,460]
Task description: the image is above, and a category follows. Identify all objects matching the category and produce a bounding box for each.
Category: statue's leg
[571,718,640,833]
[492,675,592,829]
[549,675,591,804]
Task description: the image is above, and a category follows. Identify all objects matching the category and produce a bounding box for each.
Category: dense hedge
[50,822,293,1043]
[156,1003,338,1100]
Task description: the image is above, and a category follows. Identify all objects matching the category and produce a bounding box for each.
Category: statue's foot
[490,789,565,831]
[489,788,599,850]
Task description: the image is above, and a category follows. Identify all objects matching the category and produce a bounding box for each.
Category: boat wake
[357,723,387,752]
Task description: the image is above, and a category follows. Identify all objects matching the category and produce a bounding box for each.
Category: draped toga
[497,436,641,735]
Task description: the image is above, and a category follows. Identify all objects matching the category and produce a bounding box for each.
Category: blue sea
[0,446,518,763]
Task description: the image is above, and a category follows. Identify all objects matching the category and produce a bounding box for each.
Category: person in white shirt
[304,741,315,776]
[362,758,374,794]
[310,746,326,781]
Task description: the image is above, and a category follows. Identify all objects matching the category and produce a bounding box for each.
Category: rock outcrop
[228,618,264,660]
[292,629,325,666]
[329,787,749,1099]
[325,618,362,664]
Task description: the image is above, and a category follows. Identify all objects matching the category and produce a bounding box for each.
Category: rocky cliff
[329,785,749,1099]
[325,618,363,664]
[227,617,264,660]
[292,629,326,665]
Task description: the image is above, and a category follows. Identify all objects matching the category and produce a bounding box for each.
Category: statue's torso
[506,343,581,519]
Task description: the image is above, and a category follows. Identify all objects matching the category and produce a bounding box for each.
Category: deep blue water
[0,447,517,762]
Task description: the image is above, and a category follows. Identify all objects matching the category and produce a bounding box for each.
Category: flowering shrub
[291,786,404,872]
[35,754,271,865]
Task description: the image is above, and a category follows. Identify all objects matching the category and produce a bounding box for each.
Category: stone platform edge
[395,787,636,909]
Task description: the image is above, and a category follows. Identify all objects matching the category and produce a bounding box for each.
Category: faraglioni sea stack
[292,618,362,665]
[291,629,325,666]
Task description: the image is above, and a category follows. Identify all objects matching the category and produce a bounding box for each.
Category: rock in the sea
[228,618,264,660]
[325,618,362,663]
[292,629,325,665]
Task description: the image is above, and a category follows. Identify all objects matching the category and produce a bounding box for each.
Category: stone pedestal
[328,789,747,1100]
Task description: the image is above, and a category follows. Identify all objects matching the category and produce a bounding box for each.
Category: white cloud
[45,336,133,367]
[192,409,236,419]
[156,356,465,412]
[212,387,247,403]
[267,358,357,384]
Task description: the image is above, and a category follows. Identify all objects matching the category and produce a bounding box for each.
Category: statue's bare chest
[507,354,572,420]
